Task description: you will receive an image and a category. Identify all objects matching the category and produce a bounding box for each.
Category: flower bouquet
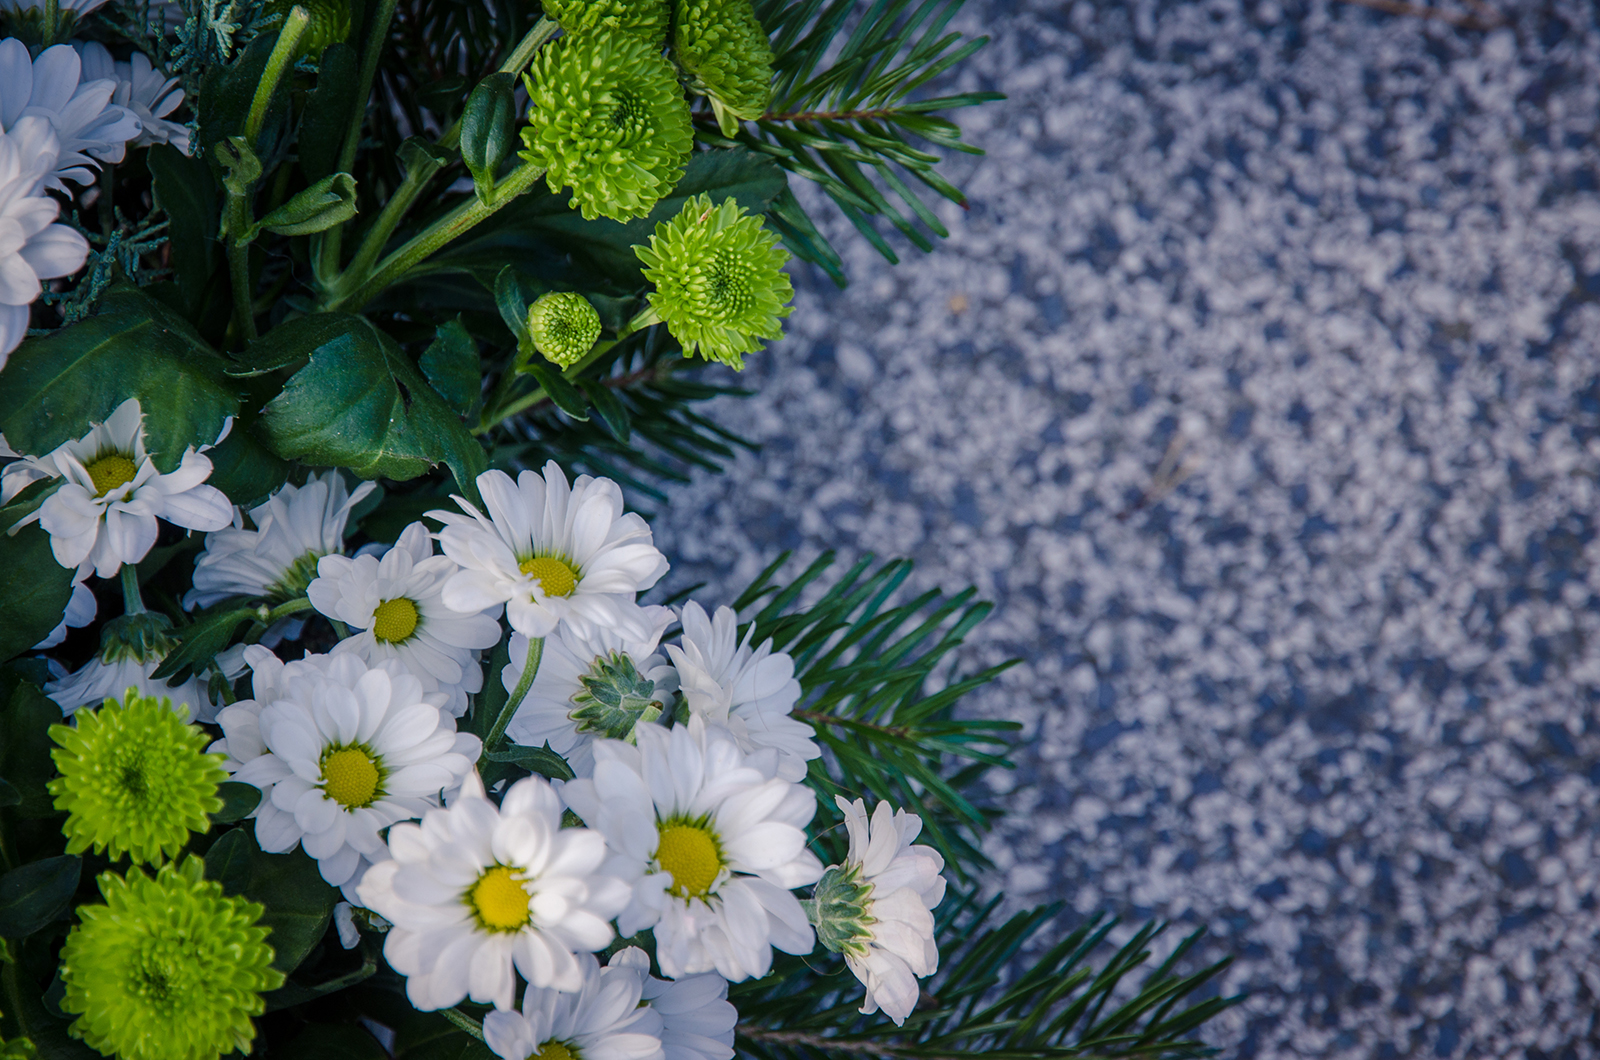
[0,0,1238,1057]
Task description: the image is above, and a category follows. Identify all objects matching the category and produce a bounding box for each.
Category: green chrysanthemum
[540,0,668,40]
[59,858,283,1060]
[48,690,226,866]
[674,0,774,135]
[520,27,693,222]
[527,292,603,367]
[634,193,793,368]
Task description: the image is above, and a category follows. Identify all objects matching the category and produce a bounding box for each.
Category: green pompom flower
[540,0,668,40]
[59,858,284,1060]
[635,193,794,368]
[527,292,602,367]
[674,0,774,136]
[48,690,226,866]
[520,27,693,222]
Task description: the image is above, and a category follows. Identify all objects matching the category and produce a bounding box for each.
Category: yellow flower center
[656,822,723,898]
[519,556,578,598]
[321,747,380,808]
[536,1043,577,1060]
[86,453,138,497]
[371,597,420,643]
[469,865,532,931]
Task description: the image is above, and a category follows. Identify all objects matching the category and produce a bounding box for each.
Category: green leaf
[204,827,337,974]
[150,605,262,683]
[494,266,533,345]
[255,313,488,499]
[210,782,263,824]
[0,856,81,939]
[299,43,359,182]
[264,952,378,1012]
[0,285,239,472]
[460,73,517,201]
[0,678,63,819]
[419,319,482,419]
[202,416,291,506]
[255,173,359,237]
[148,144,222,319]
[574,378,630,441]
[0,524,73,665]
[279,1024,388,1060]
[485,742,575,782]
[197,32,278,157]
[0,777,19,807]
[520,360,588,422]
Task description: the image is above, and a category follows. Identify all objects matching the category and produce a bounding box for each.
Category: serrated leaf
[204,827,336,973]
[0,285,239,472]
[0,856,80,939]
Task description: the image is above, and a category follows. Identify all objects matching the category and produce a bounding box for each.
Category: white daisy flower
[186,471,378,608]
[821,797,946,1025]
[482,952,665,1060]
[500,604,677,775]
[0,40,141,189]
[213,649,482,899]
[308,522,502,717]
[607,948,735,1060]
[32,571,96,649]
[358,773,631,1011]
[665,602,819,783]
[0,115,89,365]
[7,398,232,578]
[558,715,822,982]
[44,642,206,719]
[428,463,668,639]
[75,41,189,153]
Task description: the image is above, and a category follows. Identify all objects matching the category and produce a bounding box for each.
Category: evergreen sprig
[735,893,1242,1060]
[702,0,1002,283]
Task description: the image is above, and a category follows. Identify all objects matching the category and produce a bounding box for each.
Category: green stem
[482,636,542,762]
[40,0,58,46]
[264,596,315,623]
[246,6,310,146]
[441,1008,485,1041]
[327,162,546,311]
[227,231,255,341]
[319,0,400,277]
[120,563,146,615]
[475,333,651,435]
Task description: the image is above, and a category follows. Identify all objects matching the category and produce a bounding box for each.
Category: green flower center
[320,746,381,808]
[611,88,645,133]
[469,865,531,931]
[519,556,578,598]
[656,821,723,898]
[371,597,420,643]
[706,249,751,312]
[87,453,138,497]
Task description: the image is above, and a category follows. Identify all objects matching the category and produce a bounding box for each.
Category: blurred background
[647,1,1600,1056]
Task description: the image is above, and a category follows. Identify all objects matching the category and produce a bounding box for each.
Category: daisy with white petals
[76,41,189,152]
[608,948,736,1060]
[501,604,676,774]
[213,649,481,898]
[819,797,946,1025]
[358,773,630,1012]
[666,602,819,782]
[0,39,140,189]
[482,952,664,1060]
[559,715,822,981]
[429,463,668,639]
[0,115,88,364]
[44,642,207,719]
[186,471,377,608]
[10,399,232,578]
[309,522,502,716]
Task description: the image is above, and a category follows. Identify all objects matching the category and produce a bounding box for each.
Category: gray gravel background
[645,1,1600,1056]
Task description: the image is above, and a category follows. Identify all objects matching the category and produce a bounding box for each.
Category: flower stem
[319,0,400,277]
[246,6,310,147]
[120,564,146,616]
[227,232,255,341]
[441,1008,485,1041]
[482,636,542,762]
[264,596,314,623]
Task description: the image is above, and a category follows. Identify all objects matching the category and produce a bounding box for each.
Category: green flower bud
[802,863,875,957]
[260,0,351,59]
[674,0,774,136]
[540,0,669,40]
[527,292,602,368]
[634,193,793,368]
[520,27,694,222]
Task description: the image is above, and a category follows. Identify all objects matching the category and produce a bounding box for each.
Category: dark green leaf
[256,172,359,237]
[279,1024,388,1060]
[0,777,19,807]
[210,782,263,824]
[202,417,291,506]
[0,678,62,819]
[0,856,80,938]
[148,144,221,319]
[0,285,239,471]
[197,33,278,157]
[574,378,629,441]
[420,320,482,419]
[151,605,262,683]
[299,43,359,182]
[264,951,378,1012]
[520,361,589,421]
[486,742,575,782]
[204,827,337,973]
[256,313,488,499]
[460,73,517,200]
[494,265,533,344]
[0,524,73,665]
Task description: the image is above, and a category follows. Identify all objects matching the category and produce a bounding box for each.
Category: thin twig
[794,709,912,740]
[1331,0,1503,30]
[1115,435,1200,522]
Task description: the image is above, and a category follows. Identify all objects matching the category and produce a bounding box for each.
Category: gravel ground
[645,1,1600,1056]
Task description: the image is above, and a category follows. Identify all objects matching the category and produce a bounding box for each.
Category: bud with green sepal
[802,862,876,957]
[569,650,669,741]
[673,0,774,137]
[526,291,602,368]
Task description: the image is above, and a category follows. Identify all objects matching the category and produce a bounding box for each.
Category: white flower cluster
[23,455,947,1050]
